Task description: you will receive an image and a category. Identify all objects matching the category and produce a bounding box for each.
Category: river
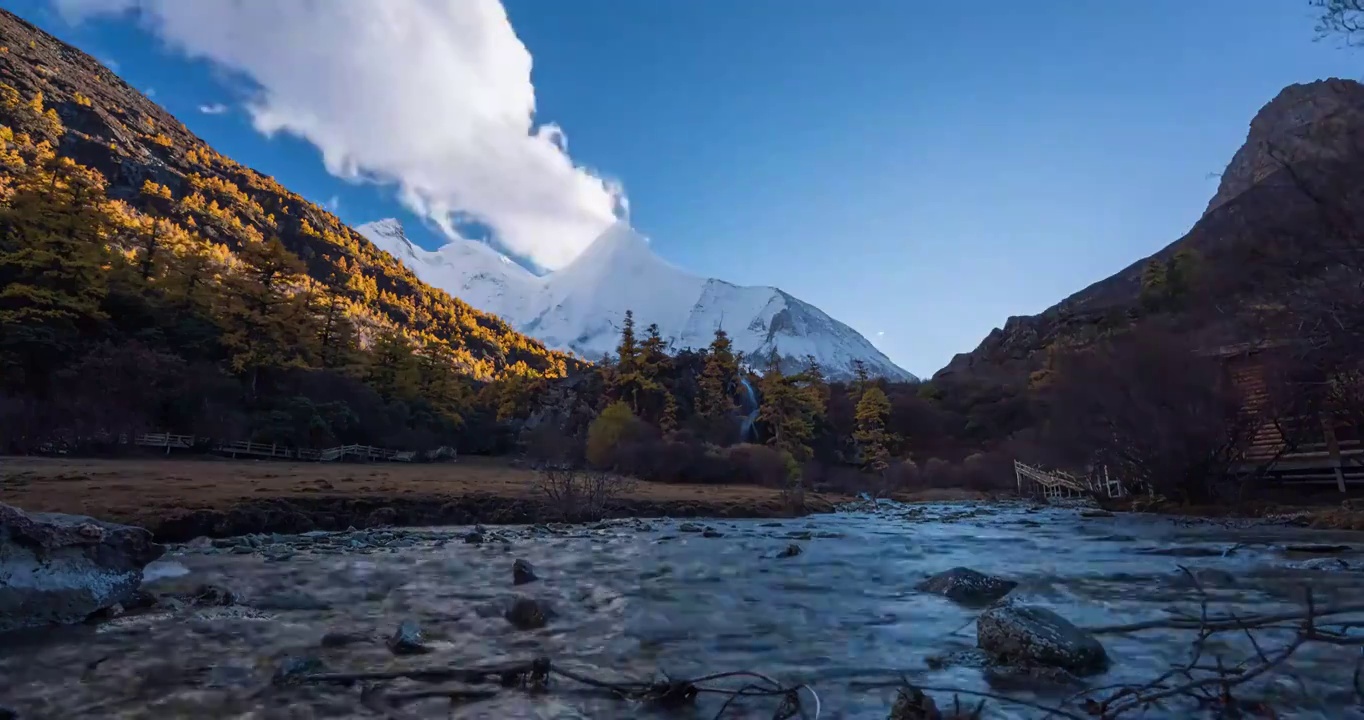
[3,501,1364,719]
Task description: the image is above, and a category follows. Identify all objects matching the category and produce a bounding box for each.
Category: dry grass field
[0,455,845,538]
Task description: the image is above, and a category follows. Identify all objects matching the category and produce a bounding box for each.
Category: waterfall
[737,376,759,442]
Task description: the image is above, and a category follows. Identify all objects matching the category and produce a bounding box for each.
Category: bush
[585,401,646,469]
[530,465,636,522]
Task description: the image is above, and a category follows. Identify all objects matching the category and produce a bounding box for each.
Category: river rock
[915,567,1017,605]
[976,601,1108,675]
[513,559,537,585]
[1293,557,1355,572]
[776,544,803,558]
[1284,543,1352,554]
[0,502,165,632]
[887,687,939,719]
[505,597,553,630]
[387,619,431,655]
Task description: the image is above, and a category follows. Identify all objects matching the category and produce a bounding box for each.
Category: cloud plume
[55,0,623,270]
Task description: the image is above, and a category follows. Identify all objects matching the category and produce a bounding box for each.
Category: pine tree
[0,152,112,390]
[697,327,739,419]
[217,236,312,395]
[609,310,658,416]
[850,359,871,402]
[365,329,420,401]
[757,348,819,463]
[853,384,893,472]
[638,322,675,427]
[416,338,469,426]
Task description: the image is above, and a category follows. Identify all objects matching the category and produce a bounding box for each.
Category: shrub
[585,401,643,469]
[530,465,636,522]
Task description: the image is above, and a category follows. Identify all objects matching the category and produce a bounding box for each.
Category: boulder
[0,502,164,632]
[505,597,553,630]
[915,567,1016,606]
[512,559,537,585]
[976,601,1108,675]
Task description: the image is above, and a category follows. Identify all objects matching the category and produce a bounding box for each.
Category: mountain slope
[0,8,572,381]
[359,219,916,381]
[935,78,1364,386]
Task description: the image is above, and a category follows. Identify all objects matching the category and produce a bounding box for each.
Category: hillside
[0,9,592,454]
[935,78,1364,387]
[0,9,573,383]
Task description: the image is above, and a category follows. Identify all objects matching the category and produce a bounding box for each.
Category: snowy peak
[358,219,915,381]
[356,219,540,322]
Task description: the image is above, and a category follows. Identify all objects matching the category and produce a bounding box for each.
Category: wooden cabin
[1207,341,1362,491]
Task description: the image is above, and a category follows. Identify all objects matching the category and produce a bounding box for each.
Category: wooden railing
[128,433,426,464]
[1013,460,1124,500]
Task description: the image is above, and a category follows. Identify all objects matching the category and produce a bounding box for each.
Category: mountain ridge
[935,77,1364,385]
[357,218,916,381]
[0,7,574,382]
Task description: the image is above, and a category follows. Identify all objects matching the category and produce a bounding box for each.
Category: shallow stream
[4,502,1364,718]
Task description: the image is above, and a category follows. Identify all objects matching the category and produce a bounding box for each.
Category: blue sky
[6,0,1360,377]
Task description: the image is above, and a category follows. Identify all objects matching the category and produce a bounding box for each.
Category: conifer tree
[638,322,676,427]
[853,384,893,472]
[850,359,871,402]
[697,327,739,419]
[757,348,819,463]
[365,329,420,401]
[0,152,112,389]
[416,338,469,426]
[609,310,658,416]
[217,236,312,395]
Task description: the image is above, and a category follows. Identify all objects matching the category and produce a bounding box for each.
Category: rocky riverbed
[3,501,1364,718]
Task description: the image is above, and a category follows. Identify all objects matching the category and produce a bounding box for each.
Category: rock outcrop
[0,502,165,632]
[1206,79,1364,215]
[935,78,1364,389]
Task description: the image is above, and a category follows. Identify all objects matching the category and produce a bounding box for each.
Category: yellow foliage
[586,401,639,469]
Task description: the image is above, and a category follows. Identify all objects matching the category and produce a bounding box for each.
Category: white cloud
[324,195,341,212]
[55,0,623,271]
[144,87,156,97]
[198,103,228,115]
[876,330,886,337]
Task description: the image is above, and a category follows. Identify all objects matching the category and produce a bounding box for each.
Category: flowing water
[4,502,1364,719]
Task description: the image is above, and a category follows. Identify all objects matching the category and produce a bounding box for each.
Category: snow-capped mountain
[356,219,915,381]
[358,218,543,323]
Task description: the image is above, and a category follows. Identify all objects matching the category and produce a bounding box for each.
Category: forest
[0,81,578,454]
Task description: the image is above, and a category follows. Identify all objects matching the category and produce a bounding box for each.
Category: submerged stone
[915,567,1016,606]
[776,544,803,558]
[505,597,553,630]
[387,619,431,655]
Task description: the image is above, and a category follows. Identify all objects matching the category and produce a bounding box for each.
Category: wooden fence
[133,433,425,463]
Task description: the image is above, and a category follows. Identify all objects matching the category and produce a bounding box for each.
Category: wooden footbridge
[133,432,421,463]
[1013,460,1125,500]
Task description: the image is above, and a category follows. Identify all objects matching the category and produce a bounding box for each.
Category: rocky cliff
[935,78,1364,385]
